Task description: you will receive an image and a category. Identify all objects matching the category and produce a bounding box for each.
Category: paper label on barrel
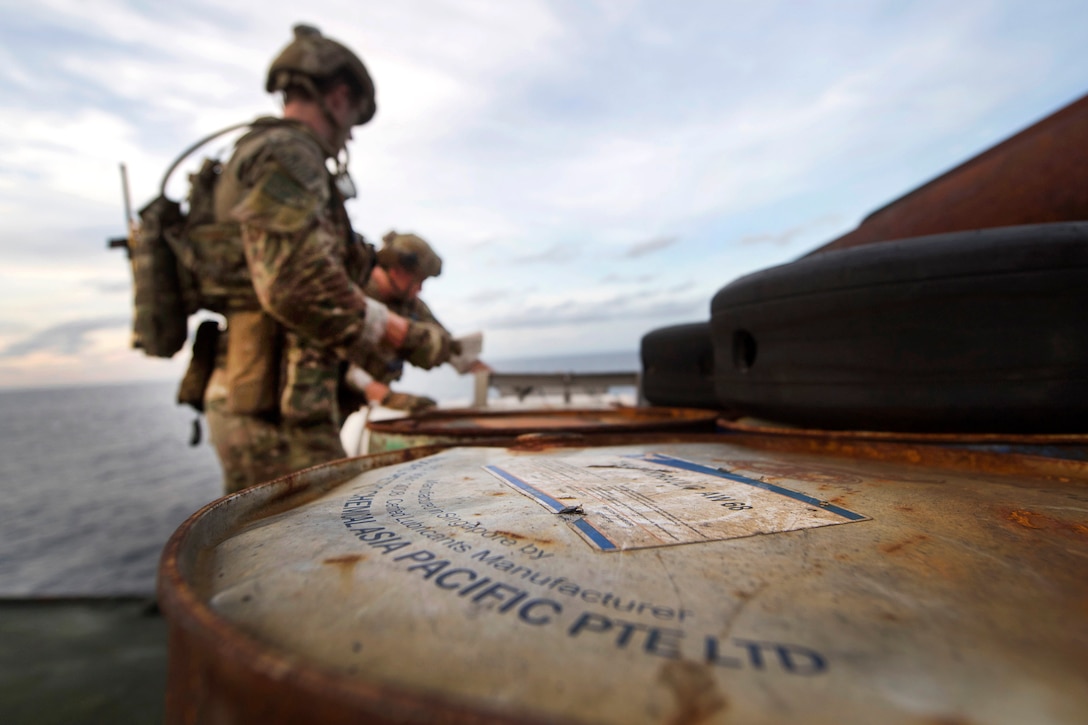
[484,452,868,551]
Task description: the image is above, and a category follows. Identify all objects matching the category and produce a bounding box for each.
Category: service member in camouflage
[202,25,452,493]
[343,231,489,415]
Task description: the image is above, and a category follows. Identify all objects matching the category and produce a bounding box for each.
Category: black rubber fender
[640,321,721,409]
[710,222,1088,433]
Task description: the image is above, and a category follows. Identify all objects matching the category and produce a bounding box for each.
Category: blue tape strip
[484,465,570,513]
[571,518,618,551]
[485,465,619,550]
[641,453,867,521]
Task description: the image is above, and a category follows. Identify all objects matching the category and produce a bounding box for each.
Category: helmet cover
[377,231,442,278]
[266,24,376,125]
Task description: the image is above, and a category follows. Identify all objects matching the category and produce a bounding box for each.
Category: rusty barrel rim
[367,406,719,437]
[718,416,1088,445]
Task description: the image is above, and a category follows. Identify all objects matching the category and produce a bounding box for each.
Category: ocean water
[0,381,222,596]
[0,350,638,597]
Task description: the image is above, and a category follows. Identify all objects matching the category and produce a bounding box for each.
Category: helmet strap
[279,72,358,199]
[285,72,353,156]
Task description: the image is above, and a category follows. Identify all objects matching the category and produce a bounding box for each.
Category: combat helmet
[377,231,443,279]
[267,24,376,125]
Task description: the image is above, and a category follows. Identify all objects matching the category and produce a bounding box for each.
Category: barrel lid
[367,406,719,436]
[165,440,1088,723]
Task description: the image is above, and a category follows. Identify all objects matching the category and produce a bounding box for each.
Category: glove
[382,391,438,414]
[403,321,452,370]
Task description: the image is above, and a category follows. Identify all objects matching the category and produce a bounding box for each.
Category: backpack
[114,121,256,358]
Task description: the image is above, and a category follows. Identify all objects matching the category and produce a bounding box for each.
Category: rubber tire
[640,322,721,409]
[710,222,1088,433]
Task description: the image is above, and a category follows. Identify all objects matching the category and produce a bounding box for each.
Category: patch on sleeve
[231,166,323,233]
[269,141,327,194]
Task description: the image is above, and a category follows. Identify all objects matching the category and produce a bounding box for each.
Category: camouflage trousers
[205,369,346,494]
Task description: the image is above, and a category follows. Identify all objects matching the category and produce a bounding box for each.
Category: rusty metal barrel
[159,432,1088,724]
[365,406,720,453]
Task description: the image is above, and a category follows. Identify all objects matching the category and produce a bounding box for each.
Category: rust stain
[509,439,570,452]
[1003,509,1088,539]
[895,505,916,512]
[1008,510,1044,529]
[488,491,506,496]
[494,530,526,541]
[881,534,930,554]
[722,431,1088,482]
[658,660,727,725]
[323,554,366,587]
[372,407,716,438]
[323,554,366,566]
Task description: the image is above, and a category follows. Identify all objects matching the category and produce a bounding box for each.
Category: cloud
[622,235,678,259]
[599,273,653,284]
[739,215,843,247]
[86,279,132,295]
[0,320,30,336]
[0,317,129,359]
[477,288,707,330]
[460,288,520,305]
[3,0,1088,387]
[509,243,578,265]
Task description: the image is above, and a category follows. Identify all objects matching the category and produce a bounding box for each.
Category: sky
[0,0,1086,389]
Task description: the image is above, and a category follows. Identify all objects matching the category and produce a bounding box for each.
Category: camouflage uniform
[205,119,380,493]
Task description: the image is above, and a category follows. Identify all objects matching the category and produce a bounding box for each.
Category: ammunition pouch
[131,196,193,358]
[176,320,221,412]
[183,223,261,313]
[224,310,282,415]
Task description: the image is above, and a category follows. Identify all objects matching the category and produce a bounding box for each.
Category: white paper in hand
[449,331,483,374]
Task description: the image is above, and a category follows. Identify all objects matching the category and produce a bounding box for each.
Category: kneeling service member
[343,231,488,414]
